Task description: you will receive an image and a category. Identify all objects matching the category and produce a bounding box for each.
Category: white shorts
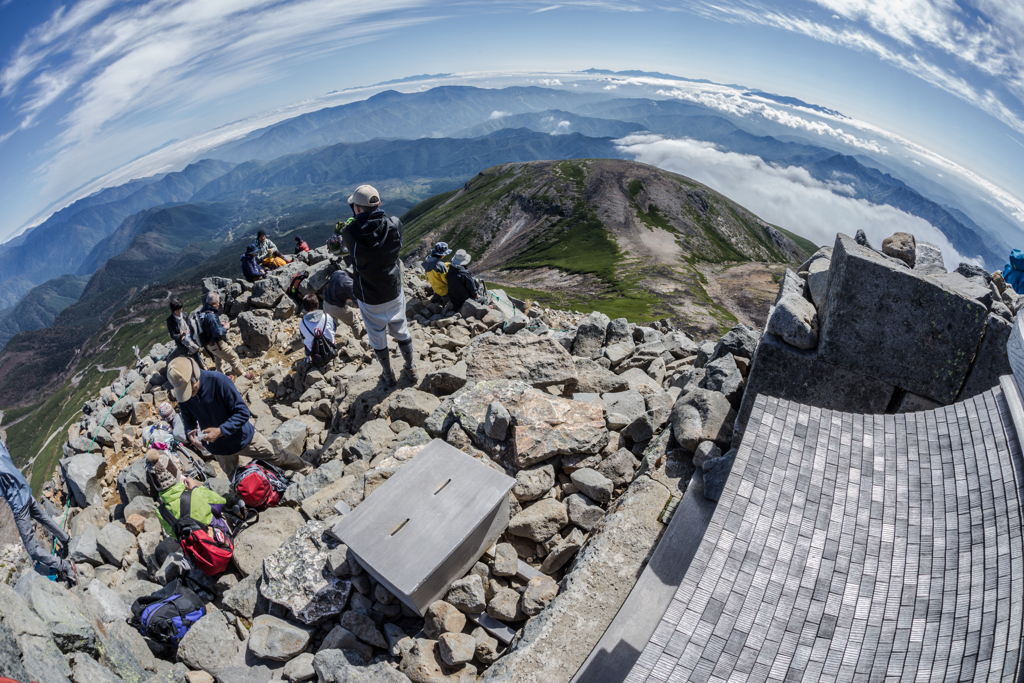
[357,291,411,350]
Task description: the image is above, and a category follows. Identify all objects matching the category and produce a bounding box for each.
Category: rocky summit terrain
[2,222,1015,683]
[401,159,813,336]
[1,242,757,683]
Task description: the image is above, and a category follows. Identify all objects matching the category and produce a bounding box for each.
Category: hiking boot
[380,369,397,388]
[400,364,418,384]
[58,560,78,588]
[55,539,69,560]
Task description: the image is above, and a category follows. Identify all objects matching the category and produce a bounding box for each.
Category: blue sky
[0,0,1022,247]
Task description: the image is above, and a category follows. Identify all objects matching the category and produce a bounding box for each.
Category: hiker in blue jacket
[240,245,266,283]
[0,436,75,583]
[1003,249,1024,295]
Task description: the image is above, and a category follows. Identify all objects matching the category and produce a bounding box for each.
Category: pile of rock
[14,245,769,683]
[744,230,1017,431]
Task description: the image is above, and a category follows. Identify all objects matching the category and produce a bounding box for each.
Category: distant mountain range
[0,82,1016,393]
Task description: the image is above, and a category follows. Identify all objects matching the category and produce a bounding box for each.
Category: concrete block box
[332,438,515,616]
[818,233,988,404]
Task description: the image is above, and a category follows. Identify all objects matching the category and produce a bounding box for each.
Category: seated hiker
[167,356,313,480]
[158,401,212,461]
[422,242,451,298]
[240,245,266,283]
[165,298,205,367]
[253,230,288,269]
[0,436,76,584]
[199,292,253,380]
[447,249,486,312]
[322,268,357,327]
[148,449,228,536]
[300,294,337,366]
[294,235,310,254]
[1004,249,1024,295]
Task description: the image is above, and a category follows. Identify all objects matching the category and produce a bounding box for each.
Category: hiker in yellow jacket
[422,242,452,298]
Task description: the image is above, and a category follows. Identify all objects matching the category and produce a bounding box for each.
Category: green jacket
[157,483,226,539]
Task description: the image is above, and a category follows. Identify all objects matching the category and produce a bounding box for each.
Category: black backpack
[126,579,206,647]
[303,317,337,367]
[196,311,216,347]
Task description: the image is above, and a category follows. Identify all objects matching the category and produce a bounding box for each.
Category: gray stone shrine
[332,438,515,615]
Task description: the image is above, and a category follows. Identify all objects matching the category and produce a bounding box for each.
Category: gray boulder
[914,242,946,275]
[177,609,239,675]
[247,615,314,661]
[708,324,760,363]
[421,361,467,396]
[767,293,818,349]
[116,459,149,506]
[260,521,352,624]
[446,574,486,614]
[881,232,916,268]
[566,493,604,532]
[233,506,306,577]
[390,389,441,428]
[570,468,613,504]
[702,353,744,409]
[574,359,629,394]
[68,652,122,683]
[702,447,738,501]
[958,313,1012,400]
[221,566,263,620]
[0,583,71,683]
[511,464,555,502]
[70,524,105,566]
[269,419,307,457]
[818,233,988,404]
[314,650,411,682]
[237,311,275,354]
[84,580,130,624]
[484,401,511,441]
[605,318,631,346]
[16,572,97,656]
[670,389,736,451]
[249,278,284,309]
[64,453,107,508]
[466,335,577,389]
[110,395,139,420]
[572,312,611,358]
[97,523,137,567]
[507,499,568,542]
[774,268,808,305]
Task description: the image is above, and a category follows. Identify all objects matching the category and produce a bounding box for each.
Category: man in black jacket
[199,292,252,380]
[341,184,416,386]
[165,298,205,367]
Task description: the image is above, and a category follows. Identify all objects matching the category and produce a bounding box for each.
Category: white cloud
[615,134,977,267]
[551,120,571,135]
[655,86,889,154]
[603,84,618,90]
[490,110,510,119]
[539,78,563,86]
[531,5,562,12]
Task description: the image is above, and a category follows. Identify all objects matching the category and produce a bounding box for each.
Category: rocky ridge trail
[7,243,753,683]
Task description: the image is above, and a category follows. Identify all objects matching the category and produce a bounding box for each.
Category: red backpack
[232,461,290,510]
[157,488,234,577]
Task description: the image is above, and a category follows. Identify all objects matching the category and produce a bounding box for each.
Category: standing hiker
[199,292,252,381]
[0,437,75,583]
[165,298,205,367]
[341,184,417,386]
[422,242,451,299]
[166,357,313,480]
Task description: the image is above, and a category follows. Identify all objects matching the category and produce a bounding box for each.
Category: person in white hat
[165,356,312,479]
[446,249,485,312]
[340,184,416,387]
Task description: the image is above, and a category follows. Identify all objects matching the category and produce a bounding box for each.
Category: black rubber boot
[398,338,417,384]
[375,347,397,387]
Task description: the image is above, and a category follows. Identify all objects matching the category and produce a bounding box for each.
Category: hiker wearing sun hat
[447,249,485,311]
[341,184,417,387]
[147,449,230,540]
[422,242,452,298]
[166,356,312,479]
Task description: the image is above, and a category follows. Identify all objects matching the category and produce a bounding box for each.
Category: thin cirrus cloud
[615,133,976,267]
[680,0,1024,137]
[0,0,442,193]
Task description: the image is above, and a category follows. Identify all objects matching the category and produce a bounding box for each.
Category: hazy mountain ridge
[0,274,89,349]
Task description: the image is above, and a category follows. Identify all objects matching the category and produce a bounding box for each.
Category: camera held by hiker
[340,184,416,387]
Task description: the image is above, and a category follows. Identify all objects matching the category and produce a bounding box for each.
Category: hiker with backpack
[295,235,310,254]
[322,268,357,327]
[1003,250,1024,295]
[147,449,234,577]
[300,294,338,367]
[1,436,76,585]
[240,245,266,283]
[165,298,205,367]
[341,184,417,387]
[422,242,452,299]
[166,356,314,480]
[199,292,253,381]
[447,249,486,312]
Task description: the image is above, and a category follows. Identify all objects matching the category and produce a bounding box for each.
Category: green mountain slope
[402,158,810,332]
[0,275,90,349]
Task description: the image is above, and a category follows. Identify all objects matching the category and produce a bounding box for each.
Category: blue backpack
[127,579,206,647]
[1004,249,1024,295]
